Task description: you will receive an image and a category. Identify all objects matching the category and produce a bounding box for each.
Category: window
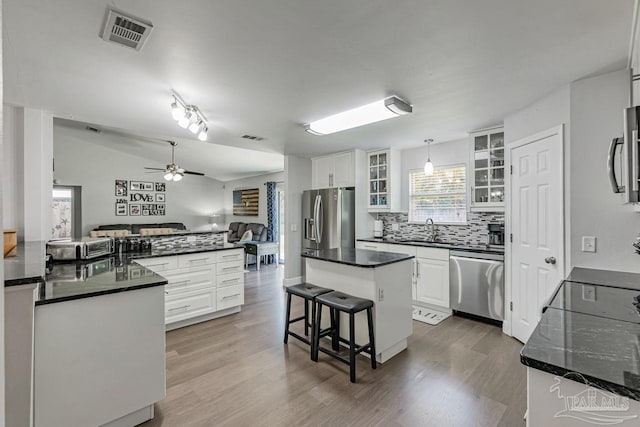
[409,165,467,224]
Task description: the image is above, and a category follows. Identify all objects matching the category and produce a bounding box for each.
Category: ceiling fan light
[164,171,174,181]
[198,126,208,141]
[173,172,183,182]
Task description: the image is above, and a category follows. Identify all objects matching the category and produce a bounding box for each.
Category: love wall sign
[113,180,166,216]
[130,193,155,202]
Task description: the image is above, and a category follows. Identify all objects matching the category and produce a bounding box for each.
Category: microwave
[609,106,640,203]
[46,237,115,261]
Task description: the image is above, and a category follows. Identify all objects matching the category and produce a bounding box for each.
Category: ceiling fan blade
[144,167,166,171]
[184,170,205,176]
[145,171,164,174]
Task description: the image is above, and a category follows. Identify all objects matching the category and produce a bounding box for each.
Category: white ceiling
[4,0,634,159]
[54,118,284,182]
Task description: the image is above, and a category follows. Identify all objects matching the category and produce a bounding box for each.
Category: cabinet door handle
[147,262,169,268]
[189,258,209,263]
[222,266,239,271]
[416,262,420,278]
[221,254,239,259]
[221,278,239,284]
[171,280,191,286]
[168,304,191,312]
[222,293,241,299]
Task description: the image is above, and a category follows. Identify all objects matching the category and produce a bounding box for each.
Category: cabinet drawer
[177,252,216,268]
[356,241,389,251]
[416,247,449,261]
[217,285,244,310]
[164,267,215,296]
[134,256,178,272]
[217,261,244,276]
[216,250,244,263]
[385,244,417,256]
[165,288,216,323]
[217,272,243,288]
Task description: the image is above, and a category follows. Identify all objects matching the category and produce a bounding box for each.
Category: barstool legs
[367,307,377,370]
[283,292,292,344]
[349,313,356,383]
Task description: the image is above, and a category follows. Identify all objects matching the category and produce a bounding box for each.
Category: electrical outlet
[378,288,384,302]
[582,285,596,302]
[582,236,596,253]
[187,236,196,243]
[392,223,399,231]
[291,224,298,232]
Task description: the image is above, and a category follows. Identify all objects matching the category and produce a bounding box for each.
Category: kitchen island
[302,248,414,363]
[521,267,640,426]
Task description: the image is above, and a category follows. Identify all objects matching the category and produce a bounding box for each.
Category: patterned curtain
[266,181,278,263]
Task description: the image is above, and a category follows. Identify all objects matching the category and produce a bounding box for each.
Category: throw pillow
[239,229,253,242]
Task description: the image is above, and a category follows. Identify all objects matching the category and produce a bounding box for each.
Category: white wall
[0,4,6,423]
[504,68,639,273]
[504,84,572,269]
[222,171,284,228]
[284,155,311,285]
[569,69,638,272]
[3,105,53,241]
[399,138,469,211]
[53,125,225,235]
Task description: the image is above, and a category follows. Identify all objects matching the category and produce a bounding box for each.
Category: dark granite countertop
[5,242,244,305]
[127,243,242,260]
[521,267,640,401]
[4,241,47,286]
[301,248,414,268]
[357,238,504,255]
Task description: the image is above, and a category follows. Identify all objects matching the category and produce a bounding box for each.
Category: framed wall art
[233,188,259,216]
[130,181,154,191]
[155,182,166,192]
[155,193,165,202]
[129,204,141,216]
[115,202,128,216]
[115,180,128,196]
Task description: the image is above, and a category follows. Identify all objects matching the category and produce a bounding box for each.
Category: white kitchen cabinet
[415,247,450,309]
[135,248,245,330]
[384,244,418,300]
[469,127,505,212]
[367,149,401,212]
[356,241,389,251]
[311,151,354,189]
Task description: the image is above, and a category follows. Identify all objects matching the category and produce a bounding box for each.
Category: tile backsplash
[149,232,224,250]
[376,212,504,246]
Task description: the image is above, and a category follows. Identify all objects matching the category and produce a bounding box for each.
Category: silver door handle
[608,137,624,193]
[222,293,241,299]
[544,257,556,265]
[316,196,323,245]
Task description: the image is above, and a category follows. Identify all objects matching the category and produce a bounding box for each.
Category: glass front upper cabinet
[470,127,505,211]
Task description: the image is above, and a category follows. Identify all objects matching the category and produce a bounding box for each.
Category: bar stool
[312,291,377,383]
[284,283,333,358]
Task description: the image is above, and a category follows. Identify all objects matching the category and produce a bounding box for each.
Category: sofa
[92,223,187,236]
[227,222,268,243]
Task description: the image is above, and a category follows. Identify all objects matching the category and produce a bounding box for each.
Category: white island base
[304,257,413,363]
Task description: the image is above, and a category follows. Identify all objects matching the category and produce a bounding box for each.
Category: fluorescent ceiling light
[305,96,412,135]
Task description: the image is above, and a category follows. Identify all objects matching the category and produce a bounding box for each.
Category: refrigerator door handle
[316,196,324,245]
[313,195,320,244]
[633,130,639,193]
[608,137,624,194]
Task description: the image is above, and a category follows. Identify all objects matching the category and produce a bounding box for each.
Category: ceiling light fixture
[424,139,434,176]
[170,91,209,141]
[304,95,412,135]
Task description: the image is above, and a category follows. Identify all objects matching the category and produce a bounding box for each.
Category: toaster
[46,237,115,261]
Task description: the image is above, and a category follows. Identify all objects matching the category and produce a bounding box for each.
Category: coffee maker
[487,222,505,247]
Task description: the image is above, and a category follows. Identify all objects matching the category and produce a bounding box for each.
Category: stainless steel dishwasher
[450,251,504,322]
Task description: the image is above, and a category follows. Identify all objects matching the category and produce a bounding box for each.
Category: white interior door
[509,126,564,343]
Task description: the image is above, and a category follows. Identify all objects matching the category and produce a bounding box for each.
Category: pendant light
[424,139,434,175]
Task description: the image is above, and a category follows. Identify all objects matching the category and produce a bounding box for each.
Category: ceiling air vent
[242,134,266,141]
[101,8,153,51]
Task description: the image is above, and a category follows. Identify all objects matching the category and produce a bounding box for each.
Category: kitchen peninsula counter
[302,247,413,363]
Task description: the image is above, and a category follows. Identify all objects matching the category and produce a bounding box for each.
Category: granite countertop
[301,248,414,268]
[4,241,47,286]
[4,242,245,305]
[357,238,504,255]
[521,267,640,401]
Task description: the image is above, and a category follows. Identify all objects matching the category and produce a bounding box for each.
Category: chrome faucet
[425,218,438,242]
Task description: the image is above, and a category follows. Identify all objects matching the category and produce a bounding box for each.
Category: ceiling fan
[144,141,205,182]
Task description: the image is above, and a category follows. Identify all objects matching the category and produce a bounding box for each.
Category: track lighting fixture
[170,92,209,141]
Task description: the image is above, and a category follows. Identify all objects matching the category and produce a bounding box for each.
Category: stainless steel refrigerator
[302,187,355,251]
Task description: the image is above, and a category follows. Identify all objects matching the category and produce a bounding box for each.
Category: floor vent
[101,8,153,51]
[241,134,266,141]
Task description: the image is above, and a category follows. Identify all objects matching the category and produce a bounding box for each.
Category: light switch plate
[291,224,298,232]
[582,236,596,253]
[392,223,399,231]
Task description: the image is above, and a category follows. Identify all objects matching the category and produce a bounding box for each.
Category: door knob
[544,256,557,265]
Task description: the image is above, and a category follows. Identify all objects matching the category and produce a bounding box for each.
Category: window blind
[409,165,467,224]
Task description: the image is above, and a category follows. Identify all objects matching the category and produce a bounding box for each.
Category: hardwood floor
[142,266,526,427]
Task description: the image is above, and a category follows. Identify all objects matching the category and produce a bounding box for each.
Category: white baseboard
[282,276,303,287]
